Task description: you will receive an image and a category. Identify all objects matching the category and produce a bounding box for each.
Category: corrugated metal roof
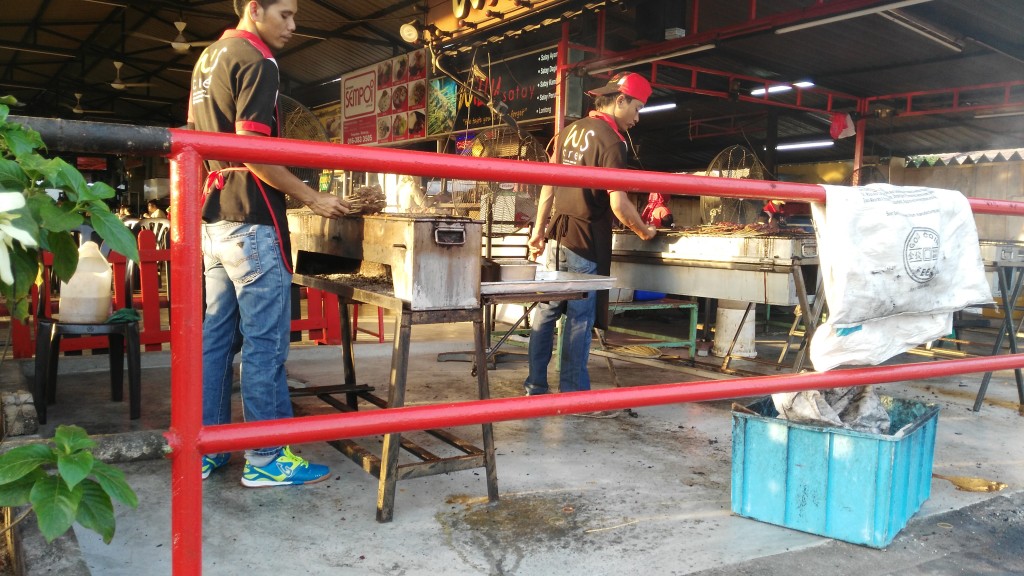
[908,149,1024,167]
[3,0,1024,172]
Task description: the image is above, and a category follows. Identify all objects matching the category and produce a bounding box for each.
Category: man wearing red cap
[524,72,658,417]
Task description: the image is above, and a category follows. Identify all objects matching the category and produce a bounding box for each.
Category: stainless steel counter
[481,270,616,300]
[610,230,818,306]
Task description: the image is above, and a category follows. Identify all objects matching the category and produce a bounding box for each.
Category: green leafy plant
[0,95,139,323]
[0,425,138,543]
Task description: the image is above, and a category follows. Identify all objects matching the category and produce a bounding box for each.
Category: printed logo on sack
[903,227,939,283]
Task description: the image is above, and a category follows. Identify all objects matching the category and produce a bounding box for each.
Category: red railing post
[166,147,204,576]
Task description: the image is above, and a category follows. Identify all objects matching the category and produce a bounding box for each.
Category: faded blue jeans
[524,246,598,395]
[202,221,292,459]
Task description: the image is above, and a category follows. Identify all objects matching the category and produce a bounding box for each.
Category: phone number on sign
[346,134,375,144]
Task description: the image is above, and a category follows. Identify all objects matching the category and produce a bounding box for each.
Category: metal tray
[481,270,615,296]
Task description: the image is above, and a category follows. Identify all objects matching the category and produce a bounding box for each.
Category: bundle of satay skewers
[344,184,387,215]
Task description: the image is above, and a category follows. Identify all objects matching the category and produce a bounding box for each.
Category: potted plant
[0,425,138,543]
[0,95,139,324]
[0,96,140,544]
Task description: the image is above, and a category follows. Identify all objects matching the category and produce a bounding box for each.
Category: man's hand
[527,232,546,261]
[637,224,657,241]
[307,192,353,218]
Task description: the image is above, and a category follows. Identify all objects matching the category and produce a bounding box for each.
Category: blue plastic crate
[731,396,939,548]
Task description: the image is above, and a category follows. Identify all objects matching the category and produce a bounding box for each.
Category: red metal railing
[10,230,343,357]
[151,128,1024,573]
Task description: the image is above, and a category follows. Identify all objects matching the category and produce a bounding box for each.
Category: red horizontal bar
[168,129,1024,216]
[188,352,1024,455]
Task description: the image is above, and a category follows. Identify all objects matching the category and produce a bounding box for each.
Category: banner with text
[448,46,558,131]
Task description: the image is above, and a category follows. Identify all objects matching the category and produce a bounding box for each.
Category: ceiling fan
[131,20,214,54]
[110,61,155,90]
[63,93,115,115]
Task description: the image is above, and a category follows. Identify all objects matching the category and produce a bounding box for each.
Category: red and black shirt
[187,29,291,260]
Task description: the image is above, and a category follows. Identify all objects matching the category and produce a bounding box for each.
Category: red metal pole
[164,147,204,576]
[555,19,569,135]
[197,352,1024,455]
[168,129,1024,216]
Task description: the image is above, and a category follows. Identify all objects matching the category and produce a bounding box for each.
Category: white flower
[0,191,39,285]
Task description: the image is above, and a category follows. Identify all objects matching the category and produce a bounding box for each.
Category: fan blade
[70,93,116,114]
[129,31,173,45]
[112,81,156,90]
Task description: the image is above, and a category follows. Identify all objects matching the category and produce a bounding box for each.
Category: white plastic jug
[59,241,112,323]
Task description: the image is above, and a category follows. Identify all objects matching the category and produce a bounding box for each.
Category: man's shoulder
[569,116,603,128]
[202,35,270,63]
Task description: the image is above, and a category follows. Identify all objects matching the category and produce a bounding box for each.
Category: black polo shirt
[187,29,288,244]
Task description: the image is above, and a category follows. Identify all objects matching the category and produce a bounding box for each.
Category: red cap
[587,72,652,104]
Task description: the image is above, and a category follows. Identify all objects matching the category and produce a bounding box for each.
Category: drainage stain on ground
[437,492,606,574]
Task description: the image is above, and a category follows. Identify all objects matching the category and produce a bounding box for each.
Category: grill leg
[474,316,499,502]
[377,311,412,523]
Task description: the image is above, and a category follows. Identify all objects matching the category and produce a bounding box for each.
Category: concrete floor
[3,311,1023,575]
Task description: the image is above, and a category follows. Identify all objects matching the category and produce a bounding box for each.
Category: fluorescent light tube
[751,81,814,96]
[974,110,1024,119]
[777,140,835,151]
[877,10,962,52]
[588,44,715,75]
[640,102,677,114]
[775,0,933,34]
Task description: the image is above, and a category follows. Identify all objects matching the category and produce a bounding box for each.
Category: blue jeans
[524,246,598,394]
[202,222,292,458]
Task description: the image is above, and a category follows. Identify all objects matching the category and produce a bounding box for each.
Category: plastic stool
[353,303,385,343]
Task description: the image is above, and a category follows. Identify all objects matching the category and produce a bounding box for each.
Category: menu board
[340,49,428,145]
[449,46,559,131]
[339,45,557,144]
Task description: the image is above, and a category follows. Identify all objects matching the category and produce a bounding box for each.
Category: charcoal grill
[289,212,482,310]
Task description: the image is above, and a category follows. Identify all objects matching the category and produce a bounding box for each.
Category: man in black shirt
[524,72,657,416]
[188,0,352,485]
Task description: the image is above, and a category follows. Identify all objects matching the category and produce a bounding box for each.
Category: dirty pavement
[3,316,1023,575]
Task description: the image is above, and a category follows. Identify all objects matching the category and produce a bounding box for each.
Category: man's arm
[609,190,657,240]
[239,131,352,218]
[528,184,555,260]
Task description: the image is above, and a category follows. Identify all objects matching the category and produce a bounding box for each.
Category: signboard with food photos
[340,49,428,145]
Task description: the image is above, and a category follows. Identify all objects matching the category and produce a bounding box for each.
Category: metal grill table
[973,241,1024,412]
[293,273,493,523]
[292,270,614,522]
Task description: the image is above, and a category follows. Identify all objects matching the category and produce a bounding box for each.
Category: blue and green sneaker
[240,446,330,488]
[201,453,231,480]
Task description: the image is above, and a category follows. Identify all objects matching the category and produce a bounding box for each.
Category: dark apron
[547,213,612,330]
